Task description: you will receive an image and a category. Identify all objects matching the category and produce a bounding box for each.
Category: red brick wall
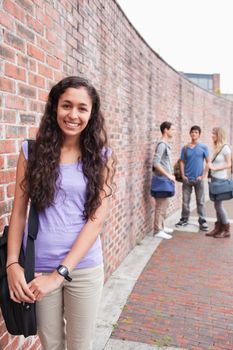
[0,1,233,348]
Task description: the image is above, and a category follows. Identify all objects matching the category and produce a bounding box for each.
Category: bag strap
[24,139,38,283]
[211,144,227,163]
[211,144,233,178]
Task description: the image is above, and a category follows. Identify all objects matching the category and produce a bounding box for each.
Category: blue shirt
[181,143,209,180]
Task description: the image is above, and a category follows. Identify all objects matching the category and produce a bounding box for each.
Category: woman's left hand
[28,271,64,301]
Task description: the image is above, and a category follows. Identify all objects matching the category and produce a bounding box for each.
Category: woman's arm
[28,157,114,300]
[7,149,36,303]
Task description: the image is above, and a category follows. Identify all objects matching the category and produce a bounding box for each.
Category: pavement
[94,200,233,350]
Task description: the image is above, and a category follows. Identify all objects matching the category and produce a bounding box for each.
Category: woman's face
[212,130,217,143]
[57,87,92,139]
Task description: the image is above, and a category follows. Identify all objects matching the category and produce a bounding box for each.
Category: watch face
[59,266,67,275]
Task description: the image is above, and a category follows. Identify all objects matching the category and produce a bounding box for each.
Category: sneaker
[199,219,209,231]
[164,227,174,234]
[154,230,172,239]
[175,218,188,227]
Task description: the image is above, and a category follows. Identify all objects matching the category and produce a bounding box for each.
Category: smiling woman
[6,76,116,350]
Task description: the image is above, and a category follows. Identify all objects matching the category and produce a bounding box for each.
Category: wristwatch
[56,265,72,282]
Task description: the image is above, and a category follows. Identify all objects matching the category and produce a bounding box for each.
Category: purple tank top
[22,141,103,272]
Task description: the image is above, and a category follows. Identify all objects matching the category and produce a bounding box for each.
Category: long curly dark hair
[22,76,115,219]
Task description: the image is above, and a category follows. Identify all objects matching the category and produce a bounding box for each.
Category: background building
[182,72,220,94]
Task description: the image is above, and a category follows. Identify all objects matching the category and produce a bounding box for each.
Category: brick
[5,63,26,81]
[6,95,26,110]
[38,63,53,79]
[7,183,15,198]
[29,73,45,88]
[53,48,66,61]
[29,101,45,113]
[0,44,16,62]
[0,140,16,154]
[4,31,25,52]
[27,14,44,34]
[53,71,64,82]
[46,55,60,69]
[0,186,4,201]
[0,77,15,93]
[3,0,25,22]
[33,0,43,7]
[67,33,77,48]
[20,113,36,124]
[45,3,60,23]
[17,53,30,68]
[0,170,15,185]
[18,83,37,98]
[38,89,48,102]
[36,37,53,54]
[29,59,37,72]
[17,54,37,72]
[27,43,44,62]
[46,29,58,45]
[6,154,18,168]
[16,0,34,15]
[0,10,14,29]
[29,126,38,138]
[0,156,4,169]
[0,109,17,124]
[5,125,27,138]
[16,22,35,42]
[39,13,54,30]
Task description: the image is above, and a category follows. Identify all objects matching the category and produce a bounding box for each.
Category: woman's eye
[63,104,70,109]
[79,107,87,112]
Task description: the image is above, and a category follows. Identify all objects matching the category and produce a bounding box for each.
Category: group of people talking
[152,121,232,240]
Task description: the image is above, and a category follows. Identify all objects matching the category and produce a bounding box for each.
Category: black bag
[0,140,39,337]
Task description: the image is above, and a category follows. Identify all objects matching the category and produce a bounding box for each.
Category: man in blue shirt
[176,125,210,231]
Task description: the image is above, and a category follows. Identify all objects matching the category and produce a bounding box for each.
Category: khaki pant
[154,197,169,233]
[36,264,104,350]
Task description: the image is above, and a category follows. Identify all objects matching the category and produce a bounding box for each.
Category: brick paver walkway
[111,201,233,350]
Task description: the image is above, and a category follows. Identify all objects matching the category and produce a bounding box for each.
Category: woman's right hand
[7,263,36,303]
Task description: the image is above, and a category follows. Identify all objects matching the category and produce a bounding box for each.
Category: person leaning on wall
[152,121,175,239]
[206,127,232,238]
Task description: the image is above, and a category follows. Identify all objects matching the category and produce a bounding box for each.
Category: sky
[117,0,233,94]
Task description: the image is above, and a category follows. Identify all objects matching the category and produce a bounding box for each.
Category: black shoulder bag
[0,139,38,337]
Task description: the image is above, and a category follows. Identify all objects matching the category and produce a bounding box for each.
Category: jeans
[181,179,206,222]
[211,178,229,224]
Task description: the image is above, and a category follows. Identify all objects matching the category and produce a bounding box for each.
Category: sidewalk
[94,200,233,350]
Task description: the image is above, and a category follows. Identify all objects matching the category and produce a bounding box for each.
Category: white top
[211,144,231,179]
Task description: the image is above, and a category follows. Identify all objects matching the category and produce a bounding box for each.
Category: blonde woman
[206,127,232,238]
